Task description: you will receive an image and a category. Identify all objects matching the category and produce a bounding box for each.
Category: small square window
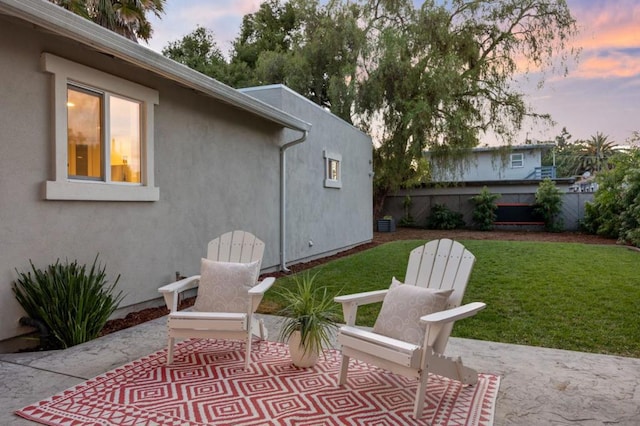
[511,153,524,168]
[324,150,342,189]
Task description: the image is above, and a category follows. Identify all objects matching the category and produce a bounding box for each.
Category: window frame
[42,53,159,201]
[323,150,342,189]
[510,153,524,169]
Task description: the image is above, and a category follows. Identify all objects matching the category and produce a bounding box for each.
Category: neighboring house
[0,0,373,344]
[428,144,556,183]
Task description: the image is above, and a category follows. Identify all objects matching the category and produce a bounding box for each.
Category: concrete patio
[1,314,639,425]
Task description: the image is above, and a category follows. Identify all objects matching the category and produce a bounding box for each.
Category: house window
[511,153,524,168]
[324,150,342,188]
[42,53,159,201]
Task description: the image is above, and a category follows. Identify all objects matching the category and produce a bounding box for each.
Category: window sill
[324,179,342,189]
[44,181,159,201]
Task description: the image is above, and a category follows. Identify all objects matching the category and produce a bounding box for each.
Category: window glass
[67,87,102,179]
[110,96,141,183]
[328,159,339,181]
[511,153,524,168]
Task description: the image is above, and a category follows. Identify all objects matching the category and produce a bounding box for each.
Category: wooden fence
[383,187,594,231]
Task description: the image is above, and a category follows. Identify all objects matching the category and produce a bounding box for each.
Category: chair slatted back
[207,231,265,271]
[404,239,476,353]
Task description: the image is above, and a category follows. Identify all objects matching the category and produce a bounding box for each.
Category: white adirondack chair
[158,231,274,369]
[334,239,486,418]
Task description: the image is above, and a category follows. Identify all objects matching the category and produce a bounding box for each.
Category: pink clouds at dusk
[146,1,639,145]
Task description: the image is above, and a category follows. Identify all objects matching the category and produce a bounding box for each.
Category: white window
[510,153,524,168]
[42,53,159,201]
[324,150,342,188]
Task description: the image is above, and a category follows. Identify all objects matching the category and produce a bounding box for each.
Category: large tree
[355,0,578,213]
[49,0,165,42]
[162,26,228,82]
[228,0,363,123]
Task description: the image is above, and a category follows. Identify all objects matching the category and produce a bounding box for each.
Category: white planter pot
[288,330,319,368]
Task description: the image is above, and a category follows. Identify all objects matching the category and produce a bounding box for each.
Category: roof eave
[0,0,311,133]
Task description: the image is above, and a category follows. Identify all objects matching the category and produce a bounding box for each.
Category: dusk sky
[145,1,639,146]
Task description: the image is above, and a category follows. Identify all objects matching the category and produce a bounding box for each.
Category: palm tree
[49,0,165,43]
[578,132,617,174]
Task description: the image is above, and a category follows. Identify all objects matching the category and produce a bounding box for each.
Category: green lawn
[260,240,640,358]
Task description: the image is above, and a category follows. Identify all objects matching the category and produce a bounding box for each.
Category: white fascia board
[0,0,311,133]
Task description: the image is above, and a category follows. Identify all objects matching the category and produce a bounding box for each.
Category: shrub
[13,255,123,349]
[425,203,465,230]
[470,187,500,231]
[582,148,640,247]
[534,179,563,232]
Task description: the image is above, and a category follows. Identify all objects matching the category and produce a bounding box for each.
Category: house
[382,143,590,230]
[428,144,556,183]
[0,0,373,345]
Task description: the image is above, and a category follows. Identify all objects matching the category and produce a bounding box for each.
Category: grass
[260,240,640,358]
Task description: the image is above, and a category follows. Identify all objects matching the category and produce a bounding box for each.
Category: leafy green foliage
[48,0,165,42]
[13,255,123,349]
[534,179,563,232]
[358,0,578,213]
[425,203,465,230]
[583,148,640,246]
[398,195,416,227]
[162,26,228,81]
[276,272,340,356]
[262,240,640,357]
[470,187,500,231]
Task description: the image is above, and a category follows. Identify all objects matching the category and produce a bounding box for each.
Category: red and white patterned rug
[16,339,499,425]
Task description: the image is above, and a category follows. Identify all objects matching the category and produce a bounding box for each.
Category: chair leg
[167,337,175,364]
[413,371,429,419]
[337,354,350,385]
[244,333,252,370]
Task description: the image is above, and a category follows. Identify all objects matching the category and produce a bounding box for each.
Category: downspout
[280,130,308,272]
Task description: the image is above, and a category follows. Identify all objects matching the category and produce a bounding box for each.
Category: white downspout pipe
[280,130,308,272]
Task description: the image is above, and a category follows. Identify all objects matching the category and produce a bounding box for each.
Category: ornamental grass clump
[13,255,123,349]
[277,272,339,357]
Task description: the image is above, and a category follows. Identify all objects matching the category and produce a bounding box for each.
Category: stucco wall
[242,86,373,265]
[0,18,371,343]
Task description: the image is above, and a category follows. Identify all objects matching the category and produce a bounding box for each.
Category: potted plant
[277,272,340,368]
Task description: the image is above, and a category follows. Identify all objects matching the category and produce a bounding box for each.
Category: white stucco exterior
[0,1,372,344]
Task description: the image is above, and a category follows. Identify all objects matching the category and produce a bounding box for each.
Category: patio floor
[1,314,638,425]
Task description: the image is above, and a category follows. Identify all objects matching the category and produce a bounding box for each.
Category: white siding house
[429,144,555,183]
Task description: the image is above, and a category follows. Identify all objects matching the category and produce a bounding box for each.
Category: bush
[425,203,465,230]
[470,187,500,231]
[582,148,640,246]
[13,255,123,349]
[534,179,563,232]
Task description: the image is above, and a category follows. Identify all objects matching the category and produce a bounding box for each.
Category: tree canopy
[49,0,165,42]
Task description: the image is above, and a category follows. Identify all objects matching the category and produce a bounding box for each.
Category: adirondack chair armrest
[335,290,389,326]
[334,289,388,306]
[420,302,486,325]
[249,276,276,295]
[158,275,201,312]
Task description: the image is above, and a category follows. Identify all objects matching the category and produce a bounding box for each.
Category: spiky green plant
[277,272,339,356]
[13,255,123,349]
[470,187,501,231]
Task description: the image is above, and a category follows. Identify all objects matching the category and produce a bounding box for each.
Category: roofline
[0,0,311,133]
[471,143,556,153]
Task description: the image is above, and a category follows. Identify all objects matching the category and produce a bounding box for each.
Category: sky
[144,0,639,146]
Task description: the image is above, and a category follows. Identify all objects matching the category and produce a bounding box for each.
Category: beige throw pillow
[193,259,260,313]
[373,284,453,345]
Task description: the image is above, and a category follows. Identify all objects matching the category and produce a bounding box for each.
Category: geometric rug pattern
[16,338,500,425]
